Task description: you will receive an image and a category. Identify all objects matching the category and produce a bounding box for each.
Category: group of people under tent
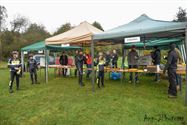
[7,43,183,98]
[60,49,119,87]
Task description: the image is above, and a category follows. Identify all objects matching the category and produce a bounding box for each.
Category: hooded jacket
[77,54,84,69]
[152,48,161,65]
[128,50,139,66]
[165,44,178,69]
[59,54,68,65]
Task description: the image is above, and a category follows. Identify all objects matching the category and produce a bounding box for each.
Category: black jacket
[74,54,78,66]
[77,55,84,69]
[111,53,118,64]
[105,54,111,66]
[59,55,68,65]
[166,50,178,69]
[152,49,161,65]
[27,59,38,71]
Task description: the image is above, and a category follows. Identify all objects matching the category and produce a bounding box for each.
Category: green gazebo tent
[92,14,187,105]
[21,41,81,82]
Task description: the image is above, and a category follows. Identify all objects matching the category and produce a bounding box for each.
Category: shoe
[136,80,139,84]
[168,94,177,98]
[154,80,160,83]
[97,83,100,88]
[156,80,160,83]
[129,81,132,83]
[36,82,40,84]
[176,85,180,91]
[9,89,13,93]
[101,84,105,87]
[80,83,85,86]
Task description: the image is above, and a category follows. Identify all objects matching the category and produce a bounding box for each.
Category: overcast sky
[1,0,187,34]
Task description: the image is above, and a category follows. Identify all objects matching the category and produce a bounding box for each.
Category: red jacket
[86,54,92,64]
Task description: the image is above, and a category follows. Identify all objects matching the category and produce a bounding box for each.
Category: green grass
[0,68,187,125]
[0,61,7,69]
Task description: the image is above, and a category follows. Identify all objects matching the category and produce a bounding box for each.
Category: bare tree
[0,5,8,32]
[10,14,30,33]
[0,5,8,61]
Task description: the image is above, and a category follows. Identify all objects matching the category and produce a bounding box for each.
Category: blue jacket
[27,59,38,72]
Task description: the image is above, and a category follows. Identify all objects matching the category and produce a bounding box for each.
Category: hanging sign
[38,50,44,54]
[61,44,70,47]
[23,51,28,54]
[124,36,140,43]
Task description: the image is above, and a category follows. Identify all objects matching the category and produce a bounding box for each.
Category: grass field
[0,67,187,125]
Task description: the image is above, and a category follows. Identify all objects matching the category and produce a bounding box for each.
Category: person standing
[8,51,21,93]
[59,51,68,77]
[85,53,92,79]
[97,55,105,88]
[128,45,139,83]
[27,54,38,84]
[163,43,178,98]
[151,46,161,82]
[111,49,118,68]
[74,50,79,77]
[77,50,85,86]
[105,51,111,67]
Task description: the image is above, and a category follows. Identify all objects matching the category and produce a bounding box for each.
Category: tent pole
[184,26,187,106]
[182,43,186,61]
[121,44,125,83]
[21,51,24,76]
[91,36,95,92]
[45,49,49,83]
[179,44,185,62]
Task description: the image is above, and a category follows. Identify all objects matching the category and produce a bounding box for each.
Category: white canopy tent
[45,21,103,46]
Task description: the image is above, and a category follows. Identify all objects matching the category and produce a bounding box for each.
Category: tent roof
[45,21,103,45]
[21,41,81,52]
[93,14,187,43]
[21,41,45,51]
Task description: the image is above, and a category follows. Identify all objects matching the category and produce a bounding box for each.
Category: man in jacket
[163,43,178,98]
[8,51,22,93]
[59,51,68,77]
[77,50,85,86]
[105,51,111,67]
[151,46,161,82]
[27,54,38,84]
[128,45,139,83]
